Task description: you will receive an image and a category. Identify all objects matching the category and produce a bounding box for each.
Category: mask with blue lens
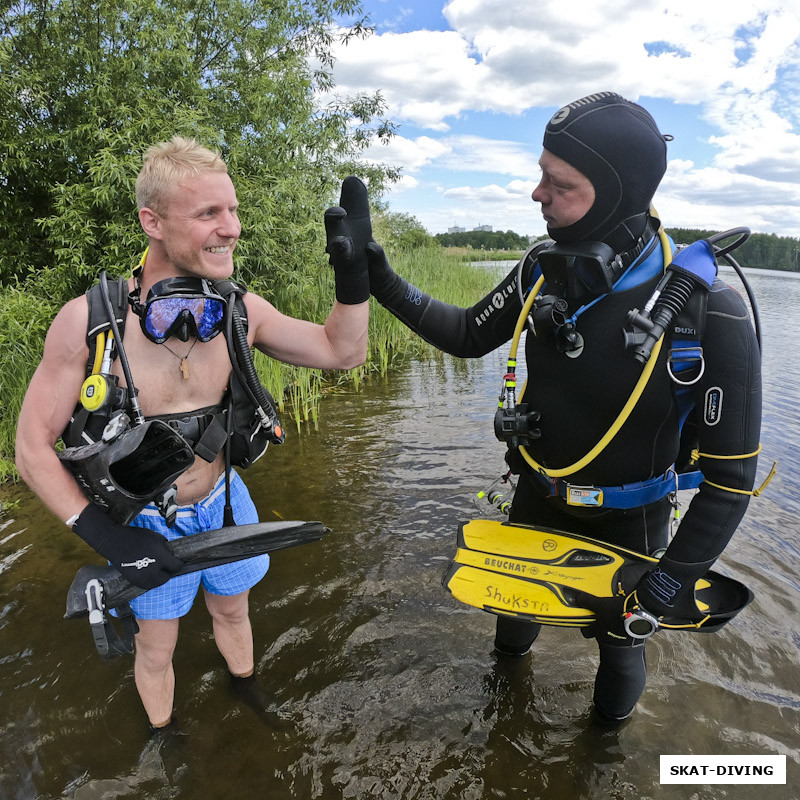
[129,277,226,344]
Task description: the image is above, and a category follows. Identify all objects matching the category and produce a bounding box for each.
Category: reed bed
[259,246,504,430]
[440,246,525,262]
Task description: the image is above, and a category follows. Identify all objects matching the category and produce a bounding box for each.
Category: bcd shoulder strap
[84,274,129,377]
[670,283,710,473]
[62,276,130,448]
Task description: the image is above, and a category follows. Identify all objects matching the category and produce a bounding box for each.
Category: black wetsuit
[371,236,762,719]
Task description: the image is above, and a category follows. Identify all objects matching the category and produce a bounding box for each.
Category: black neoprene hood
[542,92,668,244]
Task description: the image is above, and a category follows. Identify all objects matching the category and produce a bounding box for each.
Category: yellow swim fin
[441,519,752,632]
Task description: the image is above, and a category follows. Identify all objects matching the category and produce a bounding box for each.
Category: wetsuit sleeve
[645,281,761,607]
[366,241,528,357]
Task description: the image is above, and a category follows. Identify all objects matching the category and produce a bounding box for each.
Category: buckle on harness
[85,578,113,658]
[566,485,604,507]
[667,346,705,386]
[156,485,179,528]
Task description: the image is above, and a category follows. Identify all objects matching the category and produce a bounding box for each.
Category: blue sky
[325,0,800,238]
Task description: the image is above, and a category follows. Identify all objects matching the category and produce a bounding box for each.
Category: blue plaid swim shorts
[126,471,269,620]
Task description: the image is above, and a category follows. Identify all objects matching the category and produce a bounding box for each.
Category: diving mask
[129,277,226,344]
[537,240,624,301]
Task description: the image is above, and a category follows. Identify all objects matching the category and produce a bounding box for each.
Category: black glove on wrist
[635,554,716,620]
[582,562,646,642]
[72,503,185,590]
[324,176,372,304]
[366,241,404,304]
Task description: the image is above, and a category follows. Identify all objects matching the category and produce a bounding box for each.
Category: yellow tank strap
[690,444,762,462]
[692,444,778,496]
[659,617,710,631]
[702,463,777,497]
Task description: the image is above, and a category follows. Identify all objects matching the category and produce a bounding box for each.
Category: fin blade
[442,562,595,626]
[456,520,628,599]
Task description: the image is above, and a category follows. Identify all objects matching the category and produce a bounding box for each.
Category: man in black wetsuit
[360,92,762,723]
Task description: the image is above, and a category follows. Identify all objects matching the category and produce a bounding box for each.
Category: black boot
[229,672,288,729]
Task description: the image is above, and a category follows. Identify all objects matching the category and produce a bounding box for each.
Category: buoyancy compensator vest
[496,230,722,508]
[60,272,284,524]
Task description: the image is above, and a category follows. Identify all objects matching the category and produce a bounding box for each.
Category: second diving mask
[129,277,226,344]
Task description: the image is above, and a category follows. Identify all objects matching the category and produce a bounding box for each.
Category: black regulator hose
[705,227,761,352]
[230,305,274,413]
[99,271,145,426]
[223,295,284,444]
[624,271,696,365]
[625,227,761,365]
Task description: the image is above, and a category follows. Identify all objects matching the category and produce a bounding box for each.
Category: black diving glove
[366,240,404,304]
[635,554,716,620]
[586,555,717,641]
[72,503,185,590]
[324,176,371,304]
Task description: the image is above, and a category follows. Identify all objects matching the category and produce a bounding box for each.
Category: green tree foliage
[435,229,533,250]
[373,209,436,252]
[0,0,396,301]
[0,0,402,478]
[668,229,800,271]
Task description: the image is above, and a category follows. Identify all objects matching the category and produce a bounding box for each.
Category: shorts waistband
[137,471,233,517]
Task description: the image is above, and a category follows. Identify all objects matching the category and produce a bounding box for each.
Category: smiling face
[147,172,242,281]
[531,149,596,230]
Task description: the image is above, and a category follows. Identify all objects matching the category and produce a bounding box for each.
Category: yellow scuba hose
[508,224,673,479]
[90,332,107,375]
[88,249,146,377]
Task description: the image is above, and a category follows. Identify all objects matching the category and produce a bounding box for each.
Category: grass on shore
[442,246,525,262]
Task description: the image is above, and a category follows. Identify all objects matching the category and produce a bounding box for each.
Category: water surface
[1,267,797,799]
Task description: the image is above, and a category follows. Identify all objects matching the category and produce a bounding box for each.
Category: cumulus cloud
[334,0,800,128]
[329,0,800,235]
[361,135,452,172]
[361,133,540,179]
[331,29,483,129]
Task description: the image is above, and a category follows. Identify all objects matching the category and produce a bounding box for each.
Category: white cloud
[329,1,800,236]
[332,29,483,129]
[390,174,419,192]
[361,135,452,172]
[434,180,543,235]
[361,134,540,178]
[333,1,800,128]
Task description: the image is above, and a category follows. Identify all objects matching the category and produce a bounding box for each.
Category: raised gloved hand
[324,176,372,304]
[365,241,403,304]
[72,503,185,590]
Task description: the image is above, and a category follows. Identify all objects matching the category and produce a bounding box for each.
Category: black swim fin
[441,519,753,633]
[65,519,328,618]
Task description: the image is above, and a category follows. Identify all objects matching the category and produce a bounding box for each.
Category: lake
[0,265,797,799]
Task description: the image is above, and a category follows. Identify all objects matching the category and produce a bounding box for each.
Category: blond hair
[136,136,228,214]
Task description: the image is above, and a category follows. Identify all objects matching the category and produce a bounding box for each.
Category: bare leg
[134,618,180,726]
[204,589,254,676]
